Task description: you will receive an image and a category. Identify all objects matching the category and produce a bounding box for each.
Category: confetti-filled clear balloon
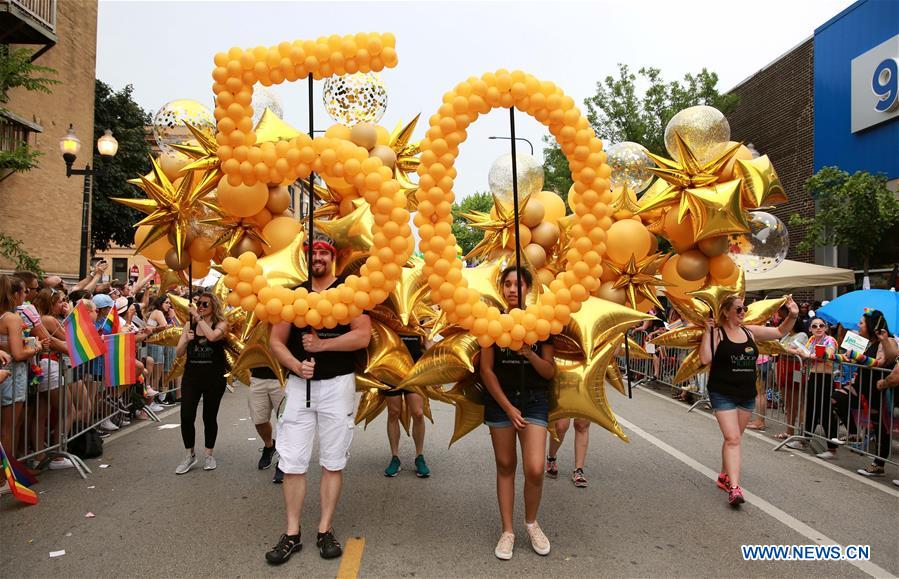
[727,211,789,274]
[664,105,730,164]
[607,141,655,193]
[487,153,544,206]
[152,99,215,153]
[323,72,388,126]
[251,87,283,126]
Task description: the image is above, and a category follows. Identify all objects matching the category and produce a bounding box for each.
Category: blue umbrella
[816,289,899,333]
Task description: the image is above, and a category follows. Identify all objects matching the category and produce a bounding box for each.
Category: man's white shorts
[248,377,284,425]
[276,373,356,475]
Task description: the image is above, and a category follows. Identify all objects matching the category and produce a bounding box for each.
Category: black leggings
[180,378,226,450]
[832,376,893,466]
[804,372,839,449]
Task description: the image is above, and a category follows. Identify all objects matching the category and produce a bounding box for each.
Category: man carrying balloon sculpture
[266,234,372,564]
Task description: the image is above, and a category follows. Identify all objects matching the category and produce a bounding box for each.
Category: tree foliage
[0,45,59,173]
[790,167,899,274]
[0,233,44,276]
[542,65,739,195]
[451,191,494,258]
[90,80,152,252]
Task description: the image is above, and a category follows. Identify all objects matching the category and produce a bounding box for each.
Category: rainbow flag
[96,308,120,336]
[103,332,136,388]
[64,301,106,367]
[0,442,38,505]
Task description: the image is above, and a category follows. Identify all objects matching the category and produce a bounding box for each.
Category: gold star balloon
[608,184,641,218]
[734,155,786,208]
[169,121,221,182]
[115,155,220,258]
[389,114,423,211]
[637,134,751,242]
[441,376,486,447]
[254,108,302,143]
[314,199,375,276]
[398,331,480,390]
[461,193,532,261]
[459,255,540,311]
[256,231,308,288]
[560,296,655,360]
[228,320,286,386]
[605,253,668,310]
[369,257,429,334]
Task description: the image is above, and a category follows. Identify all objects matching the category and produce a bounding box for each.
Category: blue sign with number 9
[872,58,899,113]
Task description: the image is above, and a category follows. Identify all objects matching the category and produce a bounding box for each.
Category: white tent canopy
[745,259,855,291]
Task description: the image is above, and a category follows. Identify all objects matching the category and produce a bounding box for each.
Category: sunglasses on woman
[197,301,211,308]
[734,306,746,314]
[810,323,826,329]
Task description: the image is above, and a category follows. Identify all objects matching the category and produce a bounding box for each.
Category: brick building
[0,0,99,279]
[726,0,899,293]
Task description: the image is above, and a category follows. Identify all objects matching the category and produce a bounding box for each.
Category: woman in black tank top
[700,294,798,506]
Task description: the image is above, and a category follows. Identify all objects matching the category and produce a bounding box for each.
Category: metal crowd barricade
[620,335,897,468]
[0,339,183,480]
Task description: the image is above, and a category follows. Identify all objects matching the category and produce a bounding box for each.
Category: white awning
[745,259,855,291]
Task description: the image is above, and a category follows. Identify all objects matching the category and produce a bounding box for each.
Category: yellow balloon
[532,190,566,224]
[135,225,172,261]
[605,219,651,264]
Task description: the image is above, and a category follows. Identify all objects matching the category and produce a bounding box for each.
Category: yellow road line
[336,536,365,579]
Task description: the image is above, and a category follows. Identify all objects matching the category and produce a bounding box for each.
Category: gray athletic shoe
[175,454,197,475]
[204,455,217,471]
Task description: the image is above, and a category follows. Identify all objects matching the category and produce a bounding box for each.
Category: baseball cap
[92,294,115,309]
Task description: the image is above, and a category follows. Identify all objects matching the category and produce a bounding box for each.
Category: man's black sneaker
[265,533,301,565]
[317,529,343,559]
[259,442,276,470]
[272,465,284,484]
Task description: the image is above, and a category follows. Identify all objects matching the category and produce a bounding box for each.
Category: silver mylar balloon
[727,211,789,274]
[487,153,544,206]
[606,141,655,193]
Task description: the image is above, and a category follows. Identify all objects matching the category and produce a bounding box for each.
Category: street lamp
[488,135,534,156]
[59,124,118,278]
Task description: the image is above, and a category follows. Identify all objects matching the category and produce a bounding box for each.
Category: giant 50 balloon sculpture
[118,32,788,445]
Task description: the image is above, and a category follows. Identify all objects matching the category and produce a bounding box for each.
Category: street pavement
[2,383,897,578]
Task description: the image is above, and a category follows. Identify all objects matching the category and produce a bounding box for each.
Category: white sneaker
[816,450,836,460]
[204,455,217,471]
[494,532,514,560]
[98,418,119,431]
[892,479,898,487]
[175,453,197,475]
[525,522,551,556]
[785,440,806,450]
[48,457,75,470]
[149,403,165,412]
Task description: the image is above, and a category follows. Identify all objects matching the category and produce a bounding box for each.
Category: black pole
[305,73,315,409]
[187,261,193,366]
[78,169,92,279]
[624,332,633,399]
[509,108,526,394]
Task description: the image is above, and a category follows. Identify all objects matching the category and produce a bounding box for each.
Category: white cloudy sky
[97,0,854,198]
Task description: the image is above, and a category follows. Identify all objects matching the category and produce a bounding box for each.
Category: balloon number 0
[873,58,899,113]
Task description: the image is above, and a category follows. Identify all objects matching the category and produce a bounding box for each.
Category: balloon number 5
[215,34,413,329]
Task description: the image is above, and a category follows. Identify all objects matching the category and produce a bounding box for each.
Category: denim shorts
[483,388,549,428]
[708,391,756,413]
[1,361,28,406]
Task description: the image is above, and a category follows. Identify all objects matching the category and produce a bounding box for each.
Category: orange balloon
[217,180,269,217]
[530,221,560,249]
[188,236,215,262]
[157,149,190,181]
[536,267,555,287]
[698,235,729,257]
[521,199,545,228]
[716,142,754,182]
[605,219,651,264]
[663,210,696,253]
[262,216,303,254]
[709,254,737,280]
[714,264,741,286]
[249,207,273,227]
[134,225,172,261]
[190,260,211,279]
[661,255,705,299]
[504,225,531,249]
[266,185,291,214]
[596,281,626,305]
[532,191,567,224]
[676,249,710,281]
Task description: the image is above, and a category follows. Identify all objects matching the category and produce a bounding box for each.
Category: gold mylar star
[605,253,669,310]
[314,198,375,276]
[461,193,531,261]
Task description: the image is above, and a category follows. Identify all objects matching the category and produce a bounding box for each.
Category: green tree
[790,167,899,276]
[0,45,59,173]
[542,65,740,195]
[451,191,494,258]
[90,80,152,251]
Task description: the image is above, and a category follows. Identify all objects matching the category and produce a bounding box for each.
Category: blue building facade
[814,0,899,180]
